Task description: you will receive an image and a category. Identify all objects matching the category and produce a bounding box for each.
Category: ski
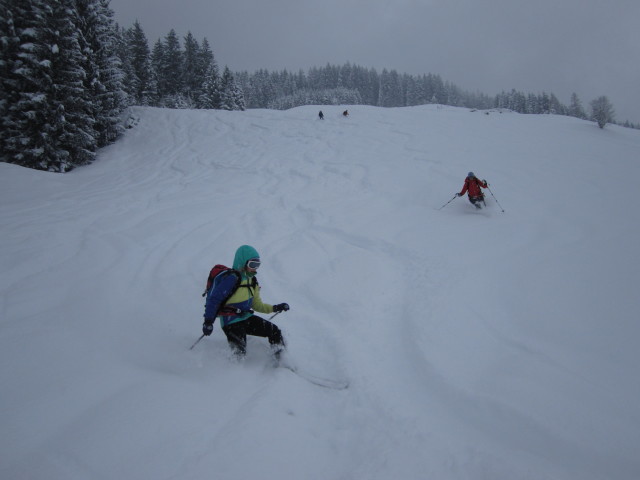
[278,364,349,390]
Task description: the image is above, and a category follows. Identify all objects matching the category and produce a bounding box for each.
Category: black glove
[483,179,489,186]
[202,318,215,336]
[273,303,290,313]
[456,193,461,197]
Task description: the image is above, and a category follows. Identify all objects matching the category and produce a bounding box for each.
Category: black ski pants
[469,195,485,207]
[222,315,284,356]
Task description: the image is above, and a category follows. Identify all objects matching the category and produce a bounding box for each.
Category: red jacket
[459,176,487,198]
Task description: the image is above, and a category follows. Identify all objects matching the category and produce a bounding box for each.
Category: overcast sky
[109,0,640,124]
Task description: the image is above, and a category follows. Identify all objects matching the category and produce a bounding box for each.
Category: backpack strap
[235,276,258,296]
[216,274,257,316]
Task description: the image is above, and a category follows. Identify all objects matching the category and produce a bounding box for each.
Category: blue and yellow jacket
[204,245,274,327]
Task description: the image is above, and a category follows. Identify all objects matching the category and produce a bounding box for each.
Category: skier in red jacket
[457,172,488,209]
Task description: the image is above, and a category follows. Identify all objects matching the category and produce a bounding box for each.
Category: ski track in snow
[2,105,640,480]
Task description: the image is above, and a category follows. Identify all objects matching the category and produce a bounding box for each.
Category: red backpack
[202,264,239,297]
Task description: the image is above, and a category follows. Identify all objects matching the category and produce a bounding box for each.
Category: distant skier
[343,110,349,117]
[202,245,290,360]
[318,110,324,120]
[457,172,488,209]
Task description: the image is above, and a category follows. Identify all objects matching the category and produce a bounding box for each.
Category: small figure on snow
[202,245,290,360]
[318,110,324,120]
[457,172,488,209]
[343,109,349,117]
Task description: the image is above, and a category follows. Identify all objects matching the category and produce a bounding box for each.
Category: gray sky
[109,0,640,124]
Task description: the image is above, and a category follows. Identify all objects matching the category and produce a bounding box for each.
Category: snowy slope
[1,105,639,480]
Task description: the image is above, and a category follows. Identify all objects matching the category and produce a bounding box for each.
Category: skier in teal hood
[203,245,290,359]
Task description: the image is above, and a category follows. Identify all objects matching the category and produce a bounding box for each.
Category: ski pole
[268,311,282,321]
[189,334,206,350]
[486,186,505,212]
[439,194,459,210]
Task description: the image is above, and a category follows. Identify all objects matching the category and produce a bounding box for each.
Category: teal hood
[232,245,260,276]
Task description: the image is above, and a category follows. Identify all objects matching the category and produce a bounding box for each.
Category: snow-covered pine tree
[126,20,155,105]
[402,74,418,107]
[233,71,252,107]
[337,62,353,90]
[3,0,129,171]
[0,1,16,162]
[161,29,183,100]
[359,68,379,106]
[1,0,50,168]
[151,29,186,107]
[150,38,166,99]
[198,38,214,77]
[568,93,586,120]
[220,66,238,111]
[295,69,307,91]
[415,72,438,107]
[378,69,402,107]
[76,0,126,147]
[590,96,615,129]
[115,24,135,104]
[232,80,246,111]
[526,93,538,114]
[248,69,275,108]
[194,37,216,109]
[198,64,221,109]
[548,93,565,115]
[40,0,98,171]
[182,31,201,106]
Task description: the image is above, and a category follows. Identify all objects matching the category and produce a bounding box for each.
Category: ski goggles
[246,259,261,270]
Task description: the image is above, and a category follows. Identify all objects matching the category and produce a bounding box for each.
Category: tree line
[2,0,125,172]
[1,1,635,172]
[1,0,245,172]
[121,22,244,111]
[237,64,624,130]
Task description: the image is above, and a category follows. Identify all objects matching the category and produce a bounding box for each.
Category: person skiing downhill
[457,172,488,208]
[203,245,289,359]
